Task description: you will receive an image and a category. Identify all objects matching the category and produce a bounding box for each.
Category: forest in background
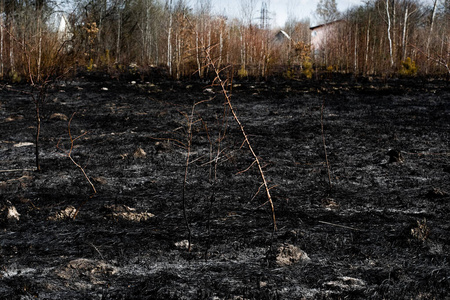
[0,0,448,83]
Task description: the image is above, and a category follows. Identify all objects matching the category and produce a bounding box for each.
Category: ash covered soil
[0,76,449,299]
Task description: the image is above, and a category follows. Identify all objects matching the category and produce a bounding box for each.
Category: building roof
[274,30,292,42]
[309,19,345,31]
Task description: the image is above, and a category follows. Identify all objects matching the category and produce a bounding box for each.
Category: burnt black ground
[0,76,449,299]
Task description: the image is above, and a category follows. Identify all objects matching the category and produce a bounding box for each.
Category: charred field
[0,76,449,299]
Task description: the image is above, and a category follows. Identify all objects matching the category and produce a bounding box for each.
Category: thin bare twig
[181,103,198,252]
[321,99,332,189]
[0,169,35,173]
[57,112,96,218]
[409,43,450,75]
[89,243,105,260]
[318,220,361,231]
[236,159,258,175]
[204,48,277,232]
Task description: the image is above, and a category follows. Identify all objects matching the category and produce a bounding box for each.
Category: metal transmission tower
[258,1,271,29]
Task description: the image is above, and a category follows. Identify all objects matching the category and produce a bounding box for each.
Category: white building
[57,13,73,44]
[310,20,344,54]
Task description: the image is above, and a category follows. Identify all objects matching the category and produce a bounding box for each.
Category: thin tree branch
[204,47,277,232]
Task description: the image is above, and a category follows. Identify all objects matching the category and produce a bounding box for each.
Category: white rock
[50,113,69,121]
[175,240,192,250]
[276,244,310,266]
[324,276,366,291]
[133,147,147,158]
[13,142,34,148]
[7,206,20,221]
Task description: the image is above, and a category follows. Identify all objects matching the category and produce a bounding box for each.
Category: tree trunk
[9,17,14,72]
[386,0,394,68]
[116,7,120,64]
[196,30,201,77]
[426,0,438,72]
[0,0,3,77]
[35,101,41,171]
[401,5,408,61]
[354,23,358,73]
[167,0,173,76]
[218,23,223,68]
[37,18,42,82]
[365,16,370,75]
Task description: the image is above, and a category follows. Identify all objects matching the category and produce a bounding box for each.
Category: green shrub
[100,50,111,67]
[86,58,96,72]
[284,68,296,79]
[237,65,248,79]
[302,59,313,79]
[399,57,417,76]
[326,65,334,73]
[10,71,22,83]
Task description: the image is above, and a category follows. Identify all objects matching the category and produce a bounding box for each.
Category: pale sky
[208,0,365,28]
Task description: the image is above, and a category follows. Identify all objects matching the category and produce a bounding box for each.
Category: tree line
[0,0,448,82]
[320,0,450,76]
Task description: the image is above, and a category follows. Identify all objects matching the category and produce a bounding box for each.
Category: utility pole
[258,1,271,29]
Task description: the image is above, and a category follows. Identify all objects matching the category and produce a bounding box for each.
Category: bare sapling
[57,113,96,219]
[31,87,47,172]
[321,98,332,189]
[2,23,76,172]
[202,105,228,260]
[180,97,215,252]
[204,47,277,232]
[181,104,195,252]
[410,43,450,76]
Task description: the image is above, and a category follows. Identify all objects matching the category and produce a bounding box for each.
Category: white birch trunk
[365,16,370,74]
[37,18,42,82]
[116,7,120,64]
[0,2,3,77]
[196,31,201,77]
[167,0,173,75]
[9,18,14,72]
[401,6,408,61]
[386,0,394,67]
[354,24,358,73]
[219,23,223,68]
[426,0,438,64]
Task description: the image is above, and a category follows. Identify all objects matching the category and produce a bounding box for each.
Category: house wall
[310,21,345,52]
[310,26,331,51]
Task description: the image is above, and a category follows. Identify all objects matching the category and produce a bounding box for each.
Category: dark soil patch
[1,77,449,299]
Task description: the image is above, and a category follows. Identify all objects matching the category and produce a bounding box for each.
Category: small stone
[324,276,366,291]
[387,149,404,163]
[50,113,69,121]
[322,198,340,210]
[0,201,20,223]
[426,188,448,199]
[133,147,147,158]
[175,240,192,250]
[276,244,310,266]
[47,206,77,221]
[5,115,24,122]
[93,176,107,185]
[103,204,154,222]
[56,258,118,284]
[7,206,20,221]
[155,141,170,152]
[13,142,34,147]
